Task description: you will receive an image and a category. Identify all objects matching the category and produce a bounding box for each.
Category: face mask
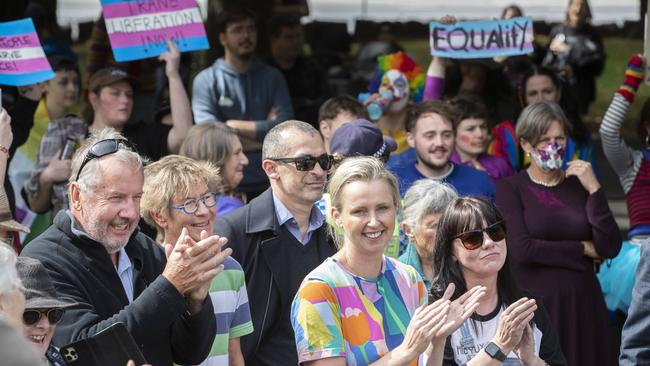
[530,141,565,170]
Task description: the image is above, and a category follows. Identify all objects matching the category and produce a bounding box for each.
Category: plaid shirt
[25,115,87,216]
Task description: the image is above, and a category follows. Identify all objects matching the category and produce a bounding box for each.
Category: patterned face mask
[530,141,565,170]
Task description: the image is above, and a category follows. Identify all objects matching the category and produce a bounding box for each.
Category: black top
[270,56,329,127]
[5,95,39,214]
[254,221,323,366]
[123,121,172,162]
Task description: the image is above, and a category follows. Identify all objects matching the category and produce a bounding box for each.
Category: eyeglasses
[269,153,333,171]
[75,139,136,181]
[168,192,218,215]
[23,308,65,326]
[455,220,506,250]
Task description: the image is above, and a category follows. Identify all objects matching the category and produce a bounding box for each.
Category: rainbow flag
[101,0,209,62]
[0,18,54,86]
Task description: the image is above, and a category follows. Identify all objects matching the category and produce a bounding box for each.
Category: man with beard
[389,100,495,198]
[192,8,293,199]
[215,120,337,366]
[20,129,230,366]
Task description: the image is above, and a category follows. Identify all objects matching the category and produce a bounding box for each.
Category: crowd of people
[1,0,650,365]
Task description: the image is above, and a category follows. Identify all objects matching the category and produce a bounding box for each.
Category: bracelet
[0,144,8,158]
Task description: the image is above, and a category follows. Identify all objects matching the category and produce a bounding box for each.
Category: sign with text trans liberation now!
[101,0,209,62]
[429,17,534,59]
[0,18,54,86]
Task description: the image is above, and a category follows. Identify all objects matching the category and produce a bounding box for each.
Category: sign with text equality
[101,0,209,62]
[429,17,534,59]
[0,18,54,86]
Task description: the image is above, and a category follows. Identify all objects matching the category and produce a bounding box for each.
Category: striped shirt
[599,93,650,237]
[599,93,644,194]
[196,256,253,366]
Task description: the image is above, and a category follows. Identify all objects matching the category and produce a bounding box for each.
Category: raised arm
[0,109,12,181]
[160,40,193,154]
[598,55,644,194]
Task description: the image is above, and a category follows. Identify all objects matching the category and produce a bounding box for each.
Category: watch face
[485,342,506,361]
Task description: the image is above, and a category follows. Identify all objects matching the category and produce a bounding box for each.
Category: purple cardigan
[450,151,515,183]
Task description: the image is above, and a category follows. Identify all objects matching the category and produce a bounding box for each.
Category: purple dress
[496,172,621,366]
[450,151,514,183]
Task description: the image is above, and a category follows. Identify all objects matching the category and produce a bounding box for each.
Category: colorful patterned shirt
[292,256,427,366]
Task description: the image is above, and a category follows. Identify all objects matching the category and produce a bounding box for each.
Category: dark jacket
[215,188,336,365]
[620,244,650,365]
[20,211,216,366]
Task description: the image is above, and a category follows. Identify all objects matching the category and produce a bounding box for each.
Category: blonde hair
[141,155,223,236]
[327,156,401,248]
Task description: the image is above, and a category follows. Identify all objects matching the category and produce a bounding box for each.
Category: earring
[646,135,649,147]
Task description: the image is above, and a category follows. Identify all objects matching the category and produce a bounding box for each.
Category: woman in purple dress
[495,101,621,365]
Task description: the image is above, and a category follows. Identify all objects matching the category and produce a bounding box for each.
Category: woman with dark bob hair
[431,196,566,365]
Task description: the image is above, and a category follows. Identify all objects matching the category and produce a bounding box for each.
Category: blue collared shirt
[67,210,135,302]
[272,192,325,245]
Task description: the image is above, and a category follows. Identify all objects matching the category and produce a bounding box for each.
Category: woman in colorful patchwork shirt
[291,156,485,366]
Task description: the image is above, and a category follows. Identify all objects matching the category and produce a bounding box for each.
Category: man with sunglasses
[141,155,253,366]
[215,120,337,366]
[21,130,227,366]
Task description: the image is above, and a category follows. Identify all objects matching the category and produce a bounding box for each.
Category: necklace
[526,168,563,187]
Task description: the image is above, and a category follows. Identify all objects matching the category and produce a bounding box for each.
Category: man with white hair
[21,128,229,366]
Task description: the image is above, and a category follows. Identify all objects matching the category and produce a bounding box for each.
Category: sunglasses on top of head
[75,138,136,181]
[454,220,506,250]
[269,153,333,171]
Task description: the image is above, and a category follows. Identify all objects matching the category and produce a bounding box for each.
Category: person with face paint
[363,52,425,164]
[448,95,515,182]
[495,101,621,366]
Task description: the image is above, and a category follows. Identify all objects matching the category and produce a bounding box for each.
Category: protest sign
[101,0,209,62]
[429,17,534,59]
[0,18,54,86]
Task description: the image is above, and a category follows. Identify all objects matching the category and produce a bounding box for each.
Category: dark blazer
[20,212,216,366]
[620,244,650,365]
[215,188,336,365]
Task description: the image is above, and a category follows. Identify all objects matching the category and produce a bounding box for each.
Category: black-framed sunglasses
[168,192,218,215]
[269,153,333,171]
[75,139,136,181]
[455,220,506,250]
[23,308,65,326]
